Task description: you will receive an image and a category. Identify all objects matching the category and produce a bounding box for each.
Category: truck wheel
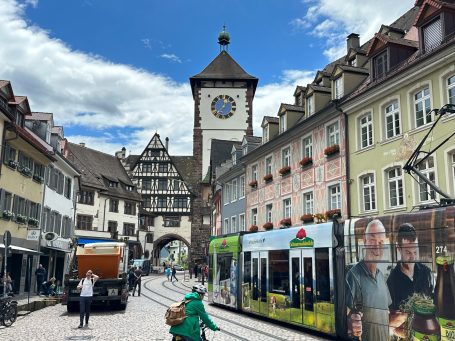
[67,302,79,313]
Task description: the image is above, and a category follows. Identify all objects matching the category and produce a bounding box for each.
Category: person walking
[77,270,99,328]
[127,266,135,292]
[193,263,198,281]
[165,266,171,281]
[132,266,142,296]
[171,266,178,282]
[35,264,47,294]
[3,272,13,296]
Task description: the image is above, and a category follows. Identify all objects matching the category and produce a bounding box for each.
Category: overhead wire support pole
[403,104,455,200]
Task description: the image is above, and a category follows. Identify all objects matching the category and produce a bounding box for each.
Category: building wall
[221,173,246,234]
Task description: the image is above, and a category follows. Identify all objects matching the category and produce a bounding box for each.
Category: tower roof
[190,51,258,95]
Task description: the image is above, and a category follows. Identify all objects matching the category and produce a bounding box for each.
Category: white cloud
[160,53,182,63]
[291,0,415,60]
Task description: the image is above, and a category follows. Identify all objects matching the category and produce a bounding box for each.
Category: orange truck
[62,242,129,312]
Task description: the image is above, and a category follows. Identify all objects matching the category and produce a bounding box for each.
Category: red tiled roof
[414,0,455,26]
[366,33,418,56]
[29,112,53,121]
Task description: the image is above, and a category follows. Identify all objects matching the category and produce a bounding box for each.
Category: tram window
[291,257,300,308]
[253,258,259,300]
[218,255,232,281]
[315,248,330,302]
[243,252,251,286]
[269,250,290,295]
[261,258,267,302]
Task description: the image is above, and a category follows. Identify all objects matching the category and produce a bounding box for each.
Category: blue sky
[0,0,414,155]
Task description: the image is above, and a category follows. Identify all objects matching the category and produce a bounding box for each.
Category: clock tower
[189,27,258,263]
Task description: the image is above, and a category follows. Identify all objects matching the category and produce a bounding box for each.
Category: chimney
[165,137,169,151]
[79,142,85,147]
[347,33,360,52]
[121,146,126,159]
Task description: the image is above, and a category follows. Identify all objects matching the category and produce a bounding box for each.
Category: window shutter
[423,18,443,52]
[58,172,64,194]
[12,195,18,215]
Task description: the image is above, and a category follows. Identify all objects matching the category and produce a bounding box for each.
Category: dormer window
[279,114,286,133]
[126,185,134,191]
[109,181,119,188]
[232,151,237,165]
[334,77,344,99]
[262,126,269,143]
[422,17,443,53]
[373,51,388,79]
[16,111,24,127]
[242,144,247,156]
[349,57,357,67]
[307,95,314,116]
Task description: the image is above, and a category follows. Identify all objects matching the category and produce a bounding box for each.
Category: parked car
[131,259,151,276]
[172,264,184,271]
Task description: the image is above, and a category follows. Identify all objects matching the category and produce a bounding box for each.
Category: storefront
[39,236,72,286]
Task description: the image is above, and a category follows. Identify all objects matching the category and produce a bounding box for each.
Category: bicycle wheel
[2,304,17,327]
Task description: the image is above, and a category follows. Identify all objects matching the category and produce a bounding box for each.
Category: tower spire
[218,25,230,52]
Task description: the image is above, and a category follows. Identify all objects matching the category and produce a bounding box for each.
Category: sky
[0,0,415,156]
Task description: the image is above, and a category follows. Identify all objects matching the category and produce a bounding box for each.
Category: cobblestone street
[1,274,332,341]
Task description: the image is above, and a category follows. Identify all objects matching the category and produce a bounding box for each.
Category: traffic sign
[3,230,11,248]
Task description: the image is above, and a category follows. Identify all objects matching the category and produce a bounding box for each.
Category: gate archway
[152,233,191,267]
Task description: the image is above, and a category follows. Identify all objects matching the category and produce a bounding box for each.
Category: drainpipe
[102,195,107,232]
[343,110,352,218]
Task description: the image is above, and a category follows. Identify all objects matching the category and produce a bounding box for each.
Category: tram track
[143,275,291,341]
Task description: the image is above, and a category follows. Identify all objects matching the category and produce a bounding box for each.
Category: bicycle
[0,296,18,327]
[171,321,219,341]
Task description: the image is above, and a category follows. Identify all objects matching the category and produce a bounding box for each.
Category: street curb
[17,298,61,313]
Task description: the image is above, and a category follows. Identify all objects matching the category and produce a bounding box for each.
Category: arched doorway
[152,234,191,268]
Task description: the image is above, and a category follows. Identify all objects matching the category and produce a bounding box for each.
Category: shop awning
[77,238,116,245]
[0,243,41,255]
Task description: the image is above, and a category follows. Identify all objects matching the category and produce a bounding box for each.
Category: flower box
[249,225,258,232]
[263,222,274,230]
[279,166,291,176]
[2,210,14,220]
[7,160,18,169]
[314,213,326,223]
[28,218,39,226]
[33,174,44,183]
[299,157,313,167]
[300,214,314,223]
[325,209,341,220]
[249,180,258,188]
[263,174,273,182]
[280,218,292,227]
[16,214,28,224]
[324,144,340,157]
[19,166,32,177]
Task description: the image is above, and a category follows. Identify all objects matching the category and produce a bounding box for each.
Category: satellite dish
[43,232,58,242]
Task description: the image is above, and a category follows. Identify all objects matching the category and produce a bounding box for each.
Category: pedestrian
[165,266,171,281]
[193,263,198,280]
[128,266,135,292]
[35,264,47,294]
[76,269,99,328]
[171,265,178,282]
[132,266,142,296]
[3,272,13,296]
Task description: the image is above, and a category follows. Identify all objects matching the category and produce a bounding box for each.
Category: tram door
[302,249,316,328]
[251,252,268,316]
[289,249,302,324]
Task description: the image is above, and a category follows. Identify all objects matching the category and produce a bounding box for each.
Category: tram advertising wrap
[344,206,455,341]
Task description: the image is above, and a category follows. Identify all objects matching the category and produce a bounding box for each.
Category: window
[124,201,136,215]
[232,151,237,165]
[327,122,339,146]
[173,179,181,191]
[223,183,230,204]
[266,203,273,222]
[157,197,167,208]
[307,95,314,116]
[242,144,248,156]
[34,163,45,179]
[224,218,229,233]
[239,176,245,198]
[263,127,269,143]
[361,174,376,212]
[158,179,167,191]
[232,179,238,201]
[251,164,258,181]
[269,250,290,295]
[164,217,180,227]
[57,171,64,194]
[18,152,33,172]
[328,184,341,210]
[125,185,134,191]
[123,223,135,236]
[302,192,314,215]
[173,197,187,208]
[0,191,13,212]
[239,213,245,231]
[108,221,118,234]
[29,202,41,220]
[302,136,312,158]
[109,199,119,213]
[414,87,432,127]
[77,215,93,230]
[451,153,455,194]
[265,156,272,175]
[359,113,373,149]
[61,216,72,238]
[282,147,291,168]
[78,190,94,205]
[109,181,118,188]
[334,77,344,99]
[423,18,443,53]
[387,167,404,208]
[418,157,436,202]
[251,208,257,226]
[373,51,388,79]
[231,216,237,233]
[385,101,401,139]
[315,248,330,302]
[145,233,154,243]
[448,75,455,105]
[283,198,292,218]
[142,179,151,190]
[64,177,72,199]
[3,144,16,165]
[149,150,160,157]
[142,164,152,173]
[158,163,168,172]
[279,114,286,133]
[143,196,151,207]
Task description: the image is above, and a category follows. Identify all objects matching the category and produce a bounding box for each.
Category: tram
[208,206,455,340]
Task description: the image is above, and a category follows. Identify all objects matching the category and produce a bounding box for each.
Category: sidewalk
[5,292,61,315]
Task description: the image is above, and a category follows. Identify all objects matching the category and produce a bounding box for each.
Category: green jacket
[169,292,218,341]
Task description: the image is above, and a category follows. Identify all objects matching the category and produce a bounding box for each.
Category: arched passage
[152,233,191,267]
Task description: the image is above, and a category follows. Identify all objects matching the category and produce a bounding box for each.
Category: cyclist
[170,284,220,341]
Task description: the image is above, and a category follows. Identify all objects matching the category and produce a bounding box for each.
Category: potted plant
[33,174,44,183]
[299,157,313,167]
[325,209,341,220]
[300,214,314,223]
[16,214,27,224]
[28,217,39,227]
[280,218,292,228]
[324,144,340,157]
[20,166,32,177]
[249,180,258,188]
[279,166,291,176]
[249,225,258,233]
[7,160,18,169]
[2,210,14,220]
[263,222,274,230]
[314,213,326,224]
[263,173,273,183]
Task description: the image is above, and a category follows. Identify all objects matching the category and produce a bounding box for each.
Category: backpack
[82,278,94,285]
[165,299,192,326]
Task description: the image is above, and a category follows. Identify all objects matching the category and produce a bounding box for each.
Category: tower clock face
[211,95,236,119]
